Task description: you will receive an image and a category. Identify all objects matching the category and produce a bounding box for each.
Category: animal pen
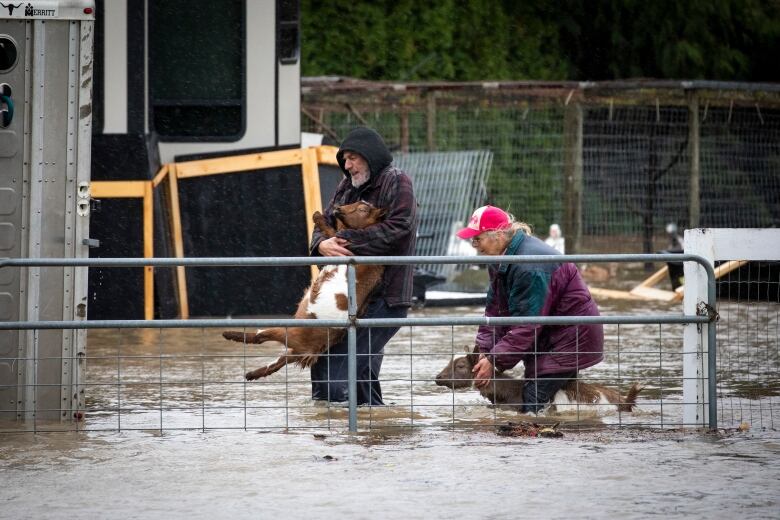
[2,233,779,435]
[302,78,780,254]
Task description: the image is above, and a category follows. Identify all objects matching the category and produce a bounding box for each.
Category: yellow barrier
[91,146,339,319]
[90,179,156,320]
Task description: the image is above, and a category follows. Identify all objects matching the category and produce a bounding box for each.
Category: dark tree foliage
[301,0,780,81]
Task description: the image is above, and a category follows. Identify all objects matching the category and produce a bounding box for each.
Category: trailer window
[149,0,245,140]
[0,36,18,72]
[277,0,299,65]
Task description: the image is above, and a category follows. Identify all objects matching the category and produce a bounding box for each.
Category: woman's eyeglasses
[471,232,497,246]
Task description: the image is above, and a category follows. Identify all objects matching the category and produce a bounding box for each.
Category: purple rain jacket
[475,231,604,378]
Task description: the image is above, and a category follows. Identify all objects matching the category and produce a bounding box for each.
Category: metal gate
[0,253,718,432]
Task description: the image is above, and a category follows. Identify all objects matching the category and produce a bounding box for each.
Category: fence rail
[1,254,717,432]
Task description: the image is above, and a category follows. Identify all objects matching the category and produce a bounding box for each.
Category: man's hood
[336,127,393,178]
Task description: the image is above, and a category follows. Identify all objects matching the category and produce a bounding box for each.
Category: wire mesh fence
[7,254,768,435]
[395,150,492,279]
[715,261,780,431]
[0,322,699,433]
[303,79,780,253]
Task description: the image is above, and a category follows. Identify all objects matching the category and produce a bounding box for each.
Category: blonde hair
[479,212,533,241]
[509,221,533,236]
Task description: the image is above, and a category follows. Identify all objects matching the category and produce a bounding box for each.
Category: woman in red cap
[456,206,604,413]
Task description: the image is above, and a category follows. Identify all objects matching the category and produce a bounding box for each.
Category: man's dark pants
[311,298,407,406]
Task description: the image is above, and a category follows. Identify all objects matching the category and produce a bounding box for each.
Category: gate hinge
[696,301,719,322]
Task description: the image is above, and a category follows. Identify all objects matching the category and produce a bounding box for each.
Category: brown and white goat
[222,200,386,380]
[435,346,642,414]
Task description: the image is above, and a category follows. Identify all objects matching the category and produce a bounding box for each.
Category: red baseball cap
[456,206,511,239]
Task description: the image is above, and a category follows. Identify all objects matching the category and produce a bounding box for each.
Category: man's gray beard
[350,172,369,188]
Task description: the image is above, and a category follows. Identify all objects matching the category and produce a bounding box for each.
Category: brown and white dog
[223,200,386,380]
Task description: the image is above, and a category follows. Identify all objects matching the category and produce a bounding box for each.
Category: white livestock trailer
[0,1,95,422]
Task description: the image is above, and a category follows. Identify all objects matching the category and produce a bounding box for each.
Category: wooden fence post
[400,108,410,153]
[563,102,584,254]
[688,93,701,229]
[426,92,437,151]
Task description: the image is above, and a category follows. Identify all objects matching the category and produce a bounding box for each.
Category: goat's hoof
[245,368,267,381]
[223,331,247,342]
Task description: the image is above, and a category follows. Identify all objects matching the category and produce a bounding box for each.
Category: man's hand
[318,237,352,257]
[472,357,495,389]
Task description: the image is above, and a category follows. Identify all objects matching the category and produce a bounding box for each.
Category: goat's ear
[471,345,480,354]
[463,345,471,354]
[466,351,479,367]
[377,208,388,219]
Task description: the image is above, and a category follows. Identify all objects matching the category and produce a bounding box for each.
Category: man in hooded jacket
[310,127,418,405]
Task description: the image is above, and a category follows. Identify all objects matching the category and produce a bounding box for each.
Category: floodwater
[1,427,779,519]
[1,295,779,518]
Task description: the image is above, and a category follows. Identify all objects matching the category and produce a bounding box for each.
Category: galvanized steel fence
[0,254,723,434]
[716,262,780,431]
[395,150,492,279]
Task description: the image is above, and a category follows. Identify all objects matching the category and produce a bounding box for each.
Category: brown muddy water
[1,295,779,518]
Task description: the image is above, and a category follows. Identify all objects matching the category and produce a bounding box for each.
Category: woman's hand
[472,357,495,388]
[318,237,352,257]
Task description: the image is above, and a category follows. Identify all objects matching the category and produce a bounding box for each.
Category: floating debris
[497,421,563,438]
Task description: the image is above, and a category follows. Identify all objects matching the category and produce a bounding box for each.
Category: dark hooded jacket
[310,127,418,307]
